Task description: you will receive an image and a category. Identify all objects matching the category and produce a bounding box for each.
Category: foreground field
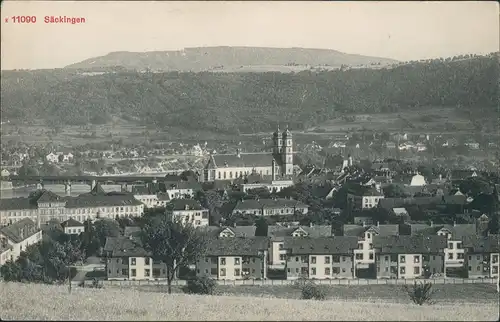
[1,283,498,321]
[124,283,500,304]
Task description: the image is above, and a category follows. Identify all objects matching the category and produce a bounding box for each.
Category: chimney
[430,220,433,227]
[376,221,380,227]
[453,221,456,227]
[271,159,276,181]
[233,222,237,228]
[309,222,313,228]
[439,174,442,180]
[348,154,353,167]
[236,148,241,158]
[362,221,366,227]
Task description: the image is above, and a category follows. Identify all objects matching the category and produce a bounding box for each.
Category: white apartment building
[0,218,43,265]
[166,199,209,227]
[61,218,85,235]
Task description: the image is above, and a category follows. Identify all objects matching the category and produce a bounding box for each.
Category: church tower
[281,127,293,175]
[272,126,281,155]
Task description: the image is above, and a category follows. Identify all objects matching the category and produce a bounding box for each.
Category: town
[1,128,498,287]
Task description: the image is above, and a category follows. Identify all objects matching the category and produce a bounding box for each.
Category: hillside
[64,47,398,72]
[1,54,498,135]
[1,283,498,321]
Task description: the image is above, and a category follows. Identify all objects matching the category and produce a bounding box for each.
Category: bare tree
[141,214,209,294]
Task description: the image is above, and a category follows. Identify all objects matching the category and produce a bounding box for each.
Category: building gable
[291,227,308,237]
[219,227,236,238]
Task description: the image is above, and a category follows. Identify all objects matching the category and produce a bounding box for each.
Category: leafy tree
[383,184,409,198]
[141,215,209,294]
[255,217,268,236]
[195,190,225,225]
[18,164,39,176]
[403,281,434,305]
[459,178,492,197]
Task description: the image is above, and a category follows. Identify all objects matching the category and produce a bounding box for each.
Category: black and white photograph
[0,1,499,320]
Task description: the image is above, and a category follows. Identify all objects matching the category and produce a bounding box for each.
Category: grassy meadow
[1,282,498,321]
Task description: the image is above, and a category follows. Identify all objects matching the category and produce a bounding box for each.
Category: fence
[100,277,498,287]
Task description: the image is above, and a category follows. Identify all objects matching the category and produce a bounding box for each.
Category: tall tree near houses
[141,215,209,294]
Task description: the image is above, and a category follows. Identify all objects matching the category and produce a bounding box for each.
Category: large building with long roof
[200,127,294,182]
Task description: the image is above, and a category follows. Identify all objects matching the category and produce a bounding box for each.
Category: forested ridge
[1,54,498,134]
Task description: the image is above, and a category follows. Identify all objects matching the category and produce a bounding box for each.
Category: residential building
[236,173,294,193]
[45,153,59,163]
[374,235,447,279]
[463,235,499,279]
[283,236,358,279]
[0,244,11,267]
[103,236,167,281]
[410,223,476,277]
[196,237,269,280]
[0,218,43,264]
[267,225,333,269]
[347,185,384,210]
[0,187,144,227]
[132,185,170,208]
[61,218,84,235]
[341,223,399,278]
[232,198,309,216]
[166,199,209,227]
[200,127,294,182]
[164,181,201,199]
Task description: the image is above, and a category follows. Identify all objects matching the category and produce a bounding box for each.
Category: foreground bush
[403,281,434,305]
[294,278,327,300]
[182,276,217,295]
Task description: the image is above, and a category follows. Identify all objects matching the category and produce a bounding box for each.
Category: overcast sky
[1,1,498,70]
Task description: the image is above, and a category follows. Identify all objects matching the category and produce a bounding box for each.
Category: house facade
[196,237,269,280]
[463,235,499,279]
[104,236,168,281]
[166,199,209,227]
[347,186,385,210]
[0,218,43,265]
[232,198,309,217]
[284,237,358,279]
[61,218,84,235]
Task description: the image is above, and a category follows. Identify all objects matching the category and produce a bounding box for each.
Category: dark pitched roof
[343,224,399,237]
[64,194,142,208]
[61,218,84,228]
[284,236,359,255]
[268,225,333,240]
[204,237,269,256]
[35,190,63,203]
[233,198,308,211]
[347,185,383,197]
[411,223,477,239]
[164,181,202,190]
[462,235,500,253]
[0,218,39,243]
[218,226,257,237]
[131,185,157,195]
[0,197,36,211]
[211,153,275,168]
[103,236,150,257]
[168,199,205,211]
[373,235,448,254]
[379,197,442,209]
[89,183,107,195]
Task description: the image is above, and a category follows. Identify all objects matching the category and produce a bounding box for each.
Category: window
[220,257,226,265]
[400,256,406,263]
[448,243,453,249]
[332,267,340,274]
[325,268,331,275]
[311,256,317,264]
[342,256,346,262]
[476,255,481,260]
[145,258,150,265]
[448,253,453,260]
[234,268,241,276]
[367,233,371,238]
[131,269,136,277]
[492,255,499,263]
[476,266,480,271]
[131,258,136,265]
[369,244,373,249]
[384,267,388,272]
[145,269,150,277]
[468,266,472,271]
[456,242,462,249]
[220,268,226,276]
[153,268,160,277]
[311,267,316,275]
[457,253,464,259]
[279,243,284,250]
[433,256,436,260]
[414,256,420,263]
[234,258,240,265]
[325,256,330,264]
[369,253,374,260]
[332,255,340,263]
[356,253,363,260]
[492,266,499,274]
[210,268,217,275]
[122,269,128,275]
[287,268,291,273]
[414,267,420,275]
[342,268,346,273]
[384,255,389,261]
[400,267,406,274]
[279,254,286,261]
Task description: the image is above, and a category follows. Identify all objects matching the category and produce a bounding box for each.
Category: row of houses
[103,221,499,282]
[0,218,43,266]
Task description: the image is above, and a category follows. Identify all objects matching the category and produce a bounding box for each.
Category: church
[200,127,294,182]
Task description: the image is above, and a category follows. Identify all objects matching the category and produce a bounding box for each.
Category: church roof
[211,153,276,168]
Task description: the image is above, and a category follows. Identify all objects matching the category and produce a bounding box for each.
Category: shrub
[182,276,217,295]
[403,281,434,305]
[294,278,327,301]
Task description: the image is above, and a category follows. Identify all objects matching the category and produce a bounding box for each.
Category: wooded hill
[1,54,498,135]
